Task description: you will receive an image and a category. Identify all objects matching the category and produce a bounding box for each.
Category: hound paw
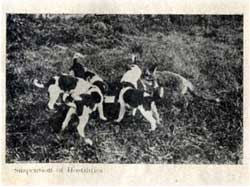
[114,119,121,123]
[46,106,56,112]
[61,123,68,132]
[100,116,107,121]
[85,138,93,145]
[149,125,157,131]
[216,98,221,103]
[156,118,162,125]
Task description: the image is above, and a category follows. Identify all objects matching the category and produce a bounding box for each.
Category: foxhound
[34,74,106,144]
[115,64,161,131]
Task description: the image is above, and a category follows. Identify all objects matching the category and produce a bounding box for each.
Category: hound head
[140,64,164,99]
[143,64,158,81]
[124,64,142,74]
[69,57,87,78]
[131,43,143,63]
[128,64,139,70]
[131,53,137,63]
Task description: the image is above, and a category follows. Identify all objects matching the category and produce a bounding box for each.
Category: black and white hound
[61,85,104,145]
[69,56,107,94]
[68,55,120,118]
[33,74,106,144]
[114,64,161,131]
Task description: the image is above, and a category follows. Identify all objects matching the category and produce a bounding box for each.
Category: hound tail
[188,87,220,103]
[33,79,45,88]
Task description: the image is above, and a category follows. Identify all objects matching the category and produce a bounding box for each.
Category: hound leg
[47,85,62,110]
[151,101,161,125]
[138,105,157,131]
[97,103,107,121]
[62,93,70,102]
[69,70,74,76]
[115,88,127,123]
[132,108,137,116]
[115,101,126,123]
[61,107,76,131]
[183,96,189,111]
[181,85,188,95]
[159,87,164,98]
[77,107,92,145]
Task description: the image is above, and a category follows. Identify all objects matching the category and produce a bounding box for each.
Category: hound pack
[34,53,220,145]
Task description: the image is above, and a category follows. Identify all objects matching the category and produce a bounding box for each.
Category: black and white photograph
[6,14,243,164]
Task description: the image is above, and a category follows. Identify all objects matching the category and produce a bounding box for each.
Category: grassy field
[6,15,243,163]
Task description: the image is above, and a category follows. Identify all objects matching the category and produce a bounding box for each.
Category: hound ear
[73,57,77,64]
[75,100,84,116]
[131,53,137,64]
[125,64,131,71]
[148,64,158,75]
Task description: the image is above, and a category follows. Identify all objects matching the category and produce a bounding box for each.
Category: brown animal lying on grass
[141,64,220,110]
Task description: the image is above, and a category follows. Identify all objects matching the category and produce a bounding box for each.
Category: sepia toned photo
[1,0,250,185]
[6,14,243,164]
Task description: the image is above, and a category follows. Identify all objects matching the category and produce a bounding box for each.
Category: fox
[141,64,220,109]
